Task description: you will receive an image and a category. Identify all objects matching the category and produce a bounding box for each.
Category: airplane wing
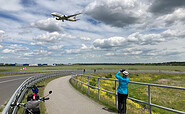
[66,13,82,18]
[66,18,80,21]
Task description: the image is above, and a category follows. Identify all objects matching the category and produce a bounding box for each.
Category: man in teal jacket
[115,70,129,114]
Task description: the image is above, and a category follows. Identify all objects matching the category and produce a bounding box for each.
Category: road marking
[0,77,28,84]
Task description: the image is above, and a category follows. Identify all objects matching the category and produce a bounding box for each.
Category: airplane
[51,12,81,22]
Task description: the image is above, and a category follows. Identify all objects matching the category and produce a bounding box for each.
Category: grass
[17,75,66,114]
[1,65,185,73]
[72,72,185,114]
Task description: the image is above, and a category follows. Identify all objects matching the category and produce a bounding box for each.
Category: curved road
[44,76,115,114]
[0,74,34,107]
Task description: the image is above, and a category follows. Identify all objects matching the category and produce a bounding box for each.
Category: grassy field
[72,72,185,114]
[1,65,185,113]
[1,65,185,73]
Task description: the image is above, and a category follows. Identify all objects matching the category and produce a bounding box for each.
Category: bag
[23,101,40,114]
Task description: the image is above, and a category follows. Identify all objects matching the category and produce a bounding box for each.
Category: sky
[0,0,185,64]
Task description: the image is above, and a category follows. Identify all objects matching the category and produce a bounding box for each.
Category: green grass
[74,72,185,114]
[1,65,185,73]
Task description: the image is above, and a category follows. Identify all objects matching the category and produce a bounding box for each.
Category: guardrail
[71,74,185,114]
[2,72,71,114]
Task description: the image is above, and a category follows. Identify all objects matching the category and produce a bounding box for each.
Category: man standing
[115,70,129,114]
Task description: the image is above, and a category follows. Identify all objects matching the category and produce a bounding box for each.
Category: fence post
[148,85,152,114]
[77,75,78,88]
[88,76,90,95]
[81,75,83,91]
[98,78,100,100]
[115,80,117,108]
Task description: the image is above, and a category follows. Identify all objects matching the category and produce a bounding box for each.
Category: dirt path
[44,76,115,114]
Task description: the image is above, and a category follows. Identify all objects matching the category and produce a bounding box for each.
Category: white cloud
[162,29,185,38]
[48,45,63,51]
[93,32,165,49]
[85,0,149,27]
[32,32,63,45]
[31,32,77,46]
[65,44,92,54]
[30,18,63,32]
[93,36,127,49]
[80,37,91,41]
[2,49,15,53]
[9,44,29,51]
[24,49,52,57]
[2,44,29,54]
[128,32,165,45]
[156,8,185,27]
[0,45,3,49]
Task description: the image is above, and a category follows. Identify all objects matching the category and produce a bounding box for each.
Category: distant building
[23,64,29,66]
[38,64,47,66]
[0,63,4,66]
[29,64,38,66]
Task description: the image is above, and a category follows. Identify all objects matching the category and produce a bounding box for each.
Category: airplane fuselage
[51,12,81,22]
[51,12,67,20]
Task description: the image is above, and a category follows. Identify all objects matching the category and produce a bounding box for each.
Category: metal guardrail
[71,74,185,114]
[2,72,71,114]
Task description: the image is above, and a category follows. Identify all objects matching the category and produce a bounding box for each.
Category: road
[44,76,115,114]
[0,74,34,106]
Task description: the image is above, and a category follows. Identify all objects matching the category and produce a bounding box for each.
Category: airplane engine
[56,17,60,20]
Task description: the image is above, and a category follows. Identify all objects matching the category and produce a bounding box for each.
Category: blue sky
[0,0,185,64]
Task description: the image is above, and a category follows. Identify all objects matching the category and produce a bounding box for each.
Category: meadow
[71,72,185,114]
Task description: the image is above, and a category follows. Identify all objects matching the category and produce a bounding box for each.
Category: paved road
[0,74,33,106]
[44,76,115,114]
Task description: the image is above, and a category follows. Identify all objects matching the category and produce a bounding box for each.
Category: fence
[2,72,71,114]
[71,74,185,114]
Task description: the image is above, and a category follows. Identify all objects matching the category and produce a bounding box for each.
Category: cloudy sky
[0,0,185,64]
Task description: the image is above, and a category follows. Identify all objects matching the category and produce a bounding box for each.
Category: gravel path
[44,76,115,114]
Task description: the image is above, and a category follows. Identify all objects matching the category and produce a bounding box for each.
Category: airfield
[0,64,185,114]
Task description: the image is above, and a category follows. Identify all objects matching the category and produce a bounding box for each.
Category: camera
[120,69,125,72]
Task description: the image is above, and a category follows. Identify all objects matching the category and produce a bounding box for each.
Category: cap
[123,71,129,76]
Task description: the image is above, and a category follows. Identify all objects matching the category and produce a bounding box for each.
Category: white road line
[0,77,28,84]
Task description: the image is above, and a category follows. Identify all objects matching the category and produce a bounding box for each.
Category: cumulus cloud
[65,44,92,54]
[24,49,52,57]
[80,37,91,41]
[149,0,185,15]
[93,36,127,49]
[30,18,63,32]
[128,32,165,45]
[93,32,165,49]
[85,0,149,27]
[2,44,29,54]
[2,49,15,53]
[48,45,63,51]
[158,8,185,26]
[31,32,76,45]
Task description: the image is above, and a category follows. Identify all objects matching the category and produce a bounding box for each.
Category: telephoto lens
[120,69,125,72]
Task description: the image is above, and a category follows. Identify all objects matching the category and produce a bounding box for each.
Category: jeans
[118,93,128,114]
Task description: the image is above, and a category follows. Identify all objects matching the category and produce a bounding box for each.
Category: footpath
[44,76,115,114]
